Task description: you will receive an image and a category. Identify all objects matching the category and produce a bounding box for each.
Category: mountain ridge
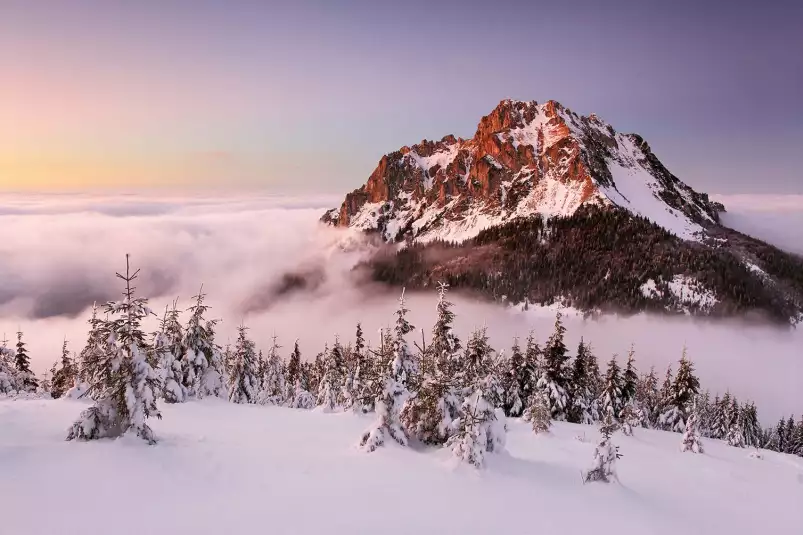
[322,99,803,324]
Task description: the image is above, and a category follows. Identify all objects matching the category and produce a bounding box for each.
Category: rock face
[323,99,722,244]
[321,99,803,324]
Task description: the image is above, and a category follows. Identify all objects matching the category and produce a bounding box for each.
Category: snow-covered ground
[2,397,801,535]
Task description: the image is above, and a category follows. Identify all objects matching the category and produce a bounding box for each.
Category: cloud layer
[0,192,800,423]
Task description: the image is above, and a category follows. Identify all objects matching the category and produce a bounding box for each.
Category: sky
[1,0,801,194]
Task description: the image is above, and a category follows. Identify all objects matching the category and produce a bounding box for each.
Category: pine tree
[351,323,373,412]
[14,330,38,392]
[501,338,527,417]
[784,415,796,454]
[584,411,622,484]
[536,311,571,420]
[461,327,495,395]
[619,401,642,436]
[680,406,704,453]
[447,374,506,468]
[568,338,595,424]
[636,367,660,429]
[725,397,745,448]
[258,335,285,405]
[359,291,417,452]
[599,355,624,419]
[522,331,541,404]
[695,390,714,438]
[529,390,552,434]
[657,364,674,429]
[711,392,731,439]
[67,255,162,444]
[622,344,638,405]
[317,337,346,412]
[0,335,17,394]
[401,282,462,445]
[285,340,302,403]
[182,287,225,398]
[227,325,259,404]
[155,302,187,404]
[660,350,700,433]
[50,338,77,399]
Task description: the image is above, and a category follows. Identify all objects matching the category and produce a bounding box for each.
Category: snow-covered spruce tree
[317,337,347,412]
[656,364,675,430]
[522,331,542,406]
[227,325,260,404]
[350,323,374,412]
[501,338,527,417]
[529,390,552,434]
[637,367,660,428]
[14,331,38,392]
[284,339,302,403]
[50,338,78,399]
[308,348,325,396]
[400,282,462,445]
[599,355,624,419]
[622,345,638,406]
[695,390,714,437]
[258,335,286,405]
[285,343,315,410]
[182,287,225,399]
[154,302,187,404]
[0,335,17,394]
[461,327,495,395]
[619,401,643,436]
[67,255,162,444]
[660,348,700,433]
[537,311,571,421]
[568,339,597,424]
[725,396,745,447]
[680,406,704,453]
[583,411,622,484]
[710,392,731,439]
[738,402,762,448]
[448,374,506,468]
[359,290,417,452]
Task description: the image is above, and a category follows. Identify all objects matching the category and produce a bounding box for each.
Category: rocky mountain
[323,99,803,324]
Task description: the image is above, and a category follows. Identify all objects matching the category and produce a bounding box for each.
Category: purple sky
[1,0,801,193]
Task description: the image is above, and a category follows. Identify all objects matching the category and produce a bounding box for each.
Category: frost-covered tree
[183,287,225,398]
[286,343,315,410]
[710,392,731,439]
[619,401,642,436]
[681,406,704,453]
[448,375,506,468]
[67,256,162,444]
[0,335,17,394]
[584,411,622,484]
[359,291,417,452]
[317,337,346,412]
[529,390,552,434]
[501,338,528,417]
[637,367,660,428]
[227,325,259,404]
[622,345,638,405]
[154,302,187,404]
[536,311,571,420]
[523,332,541,404]
[50,338,78,399]
[350,323,374,412]
[258,335,285,405]
[285,340,302,403]
[695,390,714,437]
[461,327,494,393]
[401,283,462,445]
[14,331,38,392]
[599,355,624,419]
[568,339,596,424]
[739,402,762,448]
[660,348,700,433]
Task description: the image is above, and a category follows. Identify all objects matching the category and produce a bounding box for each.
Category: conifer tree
[711,392,731,439]
[182,287,225,398]
[695,391,714,438]
[14,331,38,392]
[359,291,417,452]
[461,327,495,395]
[317,337,346,412]
[619,401,642,436]
[680,406,704,453]
[0,335,17,394]
[285,340,302,403]
[67,256,162,444]
[584,411,621,484]
[258,335,285,405]
[600,355,624,419]
[401,283,462,445]
[537,311,571,420]
[50,338,77,399]
[447,373,506,468]
[622,345,638,405]
[784,415,796,454]
[568,338,595,424]
[227,325,259,404]
[522,331,541,404]
[351,323,373,412]
[529,390,552,434]
[502,338,527,417]
[155,302,187,404]
[637,367,661,428]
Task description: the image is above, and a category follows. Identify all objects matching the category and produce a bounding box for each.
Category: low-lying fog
[0,192,800,422]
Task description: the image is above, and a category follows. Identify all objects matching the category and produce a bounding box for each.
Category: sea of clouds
[0,191,800,422]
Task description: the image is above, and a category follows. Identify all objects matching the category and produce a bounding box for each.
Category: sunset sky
[2,0,801,194]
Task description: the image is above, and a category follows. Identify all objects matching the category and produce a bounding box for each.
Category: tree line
[1,256,801,469]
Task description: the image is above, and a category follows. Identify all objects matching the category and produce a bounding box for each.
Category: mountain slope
[323,99,803,323]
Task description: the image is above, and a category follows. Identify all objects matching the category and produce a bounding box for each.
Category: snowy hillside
[1,397,801,535]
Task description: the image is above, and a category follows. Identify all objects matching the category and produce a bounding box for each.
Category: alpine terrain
[323,99,803,323]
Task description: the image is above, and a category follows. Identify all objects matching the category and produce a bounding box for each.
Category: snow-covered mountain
[323,99,803,324]
[322,99,723,243]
